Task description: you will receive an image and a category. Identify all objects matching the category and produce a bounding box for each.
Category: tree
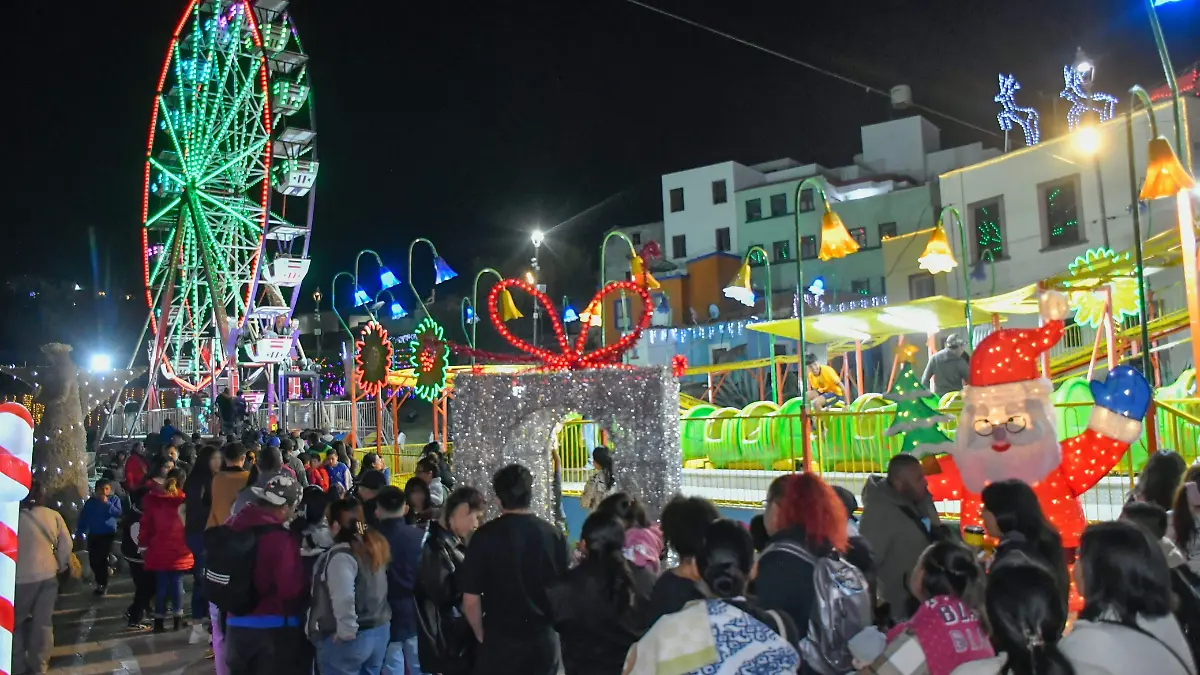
[883,362,953,456]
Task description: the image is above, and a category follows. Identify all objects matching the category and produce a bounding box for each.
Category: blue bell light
[807,277,826,297]
[433,256,458,284]
[379,267,400,290]
[390,301,409,320]
[465,305,479,325]
[656,293,670,313]
[353,288,370,307]
[563,304,579,323]
[969,256,989,283]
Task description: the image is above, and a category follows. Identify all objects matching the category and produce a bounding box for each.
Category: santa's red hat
[968,292,1069,388]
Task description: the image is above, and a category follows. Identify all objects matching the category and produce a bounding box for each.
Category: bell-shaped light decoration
[579,299,603,327]
[817,204,860,261]
[1140,136,1195,201]
[433,256,458,284]
[464,304,479,325]
[656,292,670,313]
[390,301,408,320]
[969,254,989,283]
[498,288,523,322]
[562,298,579,323]
[630,254,660,290]
[379,267,399,289]
[722,262,756,307]
[353,288,371,307]
[918,225,959,275]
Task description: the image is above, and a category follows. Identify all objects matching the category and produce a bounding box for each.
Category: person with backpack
[623,519,799,674]
[121,488,156,629]
[375,486,424,675]
[210,473,306,675]
[140,468,195,633]
[14,481,71,675]
[416,486,484,675]
[309,498,393,675]
[1122,501,1200,665]
[758,473,871,674]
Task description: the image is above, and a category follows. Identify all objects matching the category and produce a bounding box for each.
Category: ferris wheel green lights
[141,0,317,390]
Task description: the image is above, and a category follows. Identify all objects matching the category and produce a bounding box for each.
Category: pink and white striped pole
[0,403,34,675]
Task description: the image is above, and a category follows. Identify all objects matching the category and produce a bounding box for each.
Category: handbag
[863,627,930,675]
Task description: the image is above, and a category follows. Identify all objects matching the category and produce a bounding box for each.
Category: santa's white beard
[954,432,1061,494]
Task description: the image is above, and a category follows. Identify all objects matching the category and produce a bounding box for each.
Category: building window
[716,227,731,252]
[669,187,685,213]
[772,240,790,263]
[849,227,868,249]
[671,234,687,259]
[745,198,762,221]
[970,198,1005,261]
[878,222,897,241]
[800,235,818,260]
[1041,178,1082,248]
[630,232,642,246]
[748,244,766,266]
[909,272,935,300]
[770,193,787,217]
[851,279,871,296]
[798,188,815,213]
[712,180,727,204]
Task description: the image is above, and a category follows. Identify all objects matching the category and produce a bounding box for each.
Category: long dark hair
[982,480,1065,571]
[592,447,614,490]
[986,558,1075,675]
[1078,520,1173,624]
[1172,466,1200,554]
[697,519,755,599]
[595,492,649,529]
[916,541,987,628]
[579,512,637,611]
[404,476,432,521]
[1135,450,1186,512]
[328,498,390,572]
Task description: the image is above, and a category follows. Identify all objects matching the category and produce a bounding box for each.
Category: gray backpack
[763,541,871,675]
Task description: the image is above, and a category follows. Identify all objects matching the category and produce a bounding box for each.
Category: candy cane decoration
[0,403,34,675]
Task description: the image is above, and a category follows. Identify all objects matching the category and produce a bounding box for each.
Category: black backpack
[204,523,283,615]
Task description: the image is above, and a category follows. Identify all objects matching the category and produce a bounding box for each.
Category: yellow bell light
[1140,136,1195,201]
[722,262,755,307]
[918,225,959,275]
[578,299,603,327]
[498,288,523,322]
[630,254,660,290]
[817,204,860,261]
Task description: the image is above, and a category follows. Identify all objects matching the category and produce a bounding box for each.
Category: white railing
[103,399,379,439]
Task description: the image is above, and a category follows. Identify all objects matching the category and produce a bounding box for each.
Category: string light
[1060,65,1117,131]
[353,321,393,397]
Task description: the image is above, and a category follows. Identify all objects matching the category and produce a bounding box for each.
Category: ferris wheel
[140,0,317,394]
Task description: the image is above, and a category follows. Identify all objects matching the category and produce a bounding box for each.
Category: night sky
[3,0,1198,357]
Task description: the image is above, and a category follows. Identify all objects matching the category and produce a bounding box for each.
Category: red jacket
[140,490,194,572]
[228,504,307,617]
[124,454,148,490]
[306,466,330,491]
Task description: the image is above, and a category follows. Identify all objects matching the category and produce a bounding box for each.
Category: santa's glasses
[973,415,1028,436]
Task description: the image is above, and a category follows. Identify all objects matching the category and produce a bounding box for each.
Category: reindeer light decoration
[995,74,1041,147]
[1060,65,1117,131]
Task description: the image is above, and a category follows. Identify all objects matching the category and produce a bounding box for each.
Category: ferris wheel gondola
[140,0,317,396]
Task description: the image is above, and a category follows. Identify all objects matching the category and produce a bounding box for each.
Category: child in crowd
[324,450,351,496]
[76,479,122,596]
[140,469,195,633]
[305,453,331,492]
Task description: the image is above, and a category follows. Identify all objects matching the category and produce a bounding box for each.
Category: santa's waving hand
[925,291,1152,547]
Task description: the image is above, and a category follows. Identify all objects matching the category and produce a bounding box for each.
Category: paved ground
[46,572,213,675]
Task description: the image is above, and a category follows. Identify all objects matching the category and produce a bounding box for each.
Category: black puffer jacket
[415,521,473,675]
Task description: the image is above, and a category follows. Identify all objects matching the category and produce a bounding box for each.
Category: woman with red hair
[756,473,851,636]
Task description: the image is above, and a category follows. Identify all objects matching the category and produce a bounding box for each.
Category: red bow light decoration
[671,355,689,378]
[488,278,652,370]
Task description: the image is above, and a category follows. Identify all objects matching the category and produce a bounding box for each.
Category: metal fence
[106,400,380,439]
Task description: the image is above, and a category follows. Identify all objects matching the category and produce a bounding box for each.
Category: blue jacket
[77,496,122,537]
[159,424,179,444]
[376,517,424,641]
[325,462,351,494]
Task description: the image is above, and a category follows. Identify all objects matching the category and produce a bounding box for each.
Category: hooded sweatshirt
[226,504,307,620]
[1060,612,1196,675]
[858,475,945,622]
[207,465,250,528]
[921,348,971,396]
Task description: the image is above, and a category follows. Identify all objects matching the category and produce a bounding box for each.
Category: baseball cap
[357,470,388,491]
[251,474,302,507]
[266,436,281,448]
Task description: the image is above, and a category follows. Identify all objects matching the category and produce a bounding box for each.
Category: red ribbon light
[487,278,652,370]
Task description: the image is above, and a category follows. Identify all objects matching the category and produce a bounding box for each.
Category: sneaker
[189,623,207,644]
[204,648,215,660]
[93,586,107,597]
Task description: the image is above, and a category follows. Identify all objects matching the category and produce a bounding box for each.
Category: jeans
[13,579,57,675]
[86,533,116,588]
[225,624,305,675]
[316,624,389,675]
[185,531,208,619]
[155,570,185,618]
[383,635,426,675]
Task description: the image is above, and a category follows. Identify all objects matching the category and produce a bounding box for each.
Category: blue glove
[1089,365,1152,420]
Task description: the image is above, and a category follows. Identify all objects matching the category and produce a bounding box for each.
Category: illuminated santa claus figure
[926,291,1151,547]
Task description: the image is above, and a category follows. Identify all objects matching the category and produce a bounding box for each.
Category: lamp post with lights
[312,288,323,360]
[599,231,639,348]
[917,206,975,343]
[1146,0,1188,169]
[723,245,779,403]
[407,238,458,321]
[530,230,544,347]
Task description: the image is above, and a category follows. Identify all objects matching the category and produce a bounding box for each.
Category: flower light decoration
[818,200,860,261]
[408,317,450,403]
[918,225,959,274]
[1063,248,1141,329]
[671,354,689,378]
[354,321,394,397]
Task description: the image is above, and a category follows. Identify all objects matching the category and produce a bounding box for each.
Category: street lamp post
[599,231,638,348]
[312,288,323,360]
[1145,0,1188,169]
[918,206,975,342]
[1127,87,1159,380]
[531,230,544,347]
[406,238,457,320]
[469,268,506,366]
[723,246,779,403]
[1073,124,1111,249]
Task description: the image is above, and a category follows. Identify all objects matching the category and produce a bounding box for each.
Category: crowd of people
[10,428,1200,675]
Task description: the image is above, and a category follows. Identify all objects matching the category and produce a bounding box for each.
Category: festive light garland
[1064,247,1141,329]
[353,321,393,397]
[408,317,450,403]
[486,278,652,370]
